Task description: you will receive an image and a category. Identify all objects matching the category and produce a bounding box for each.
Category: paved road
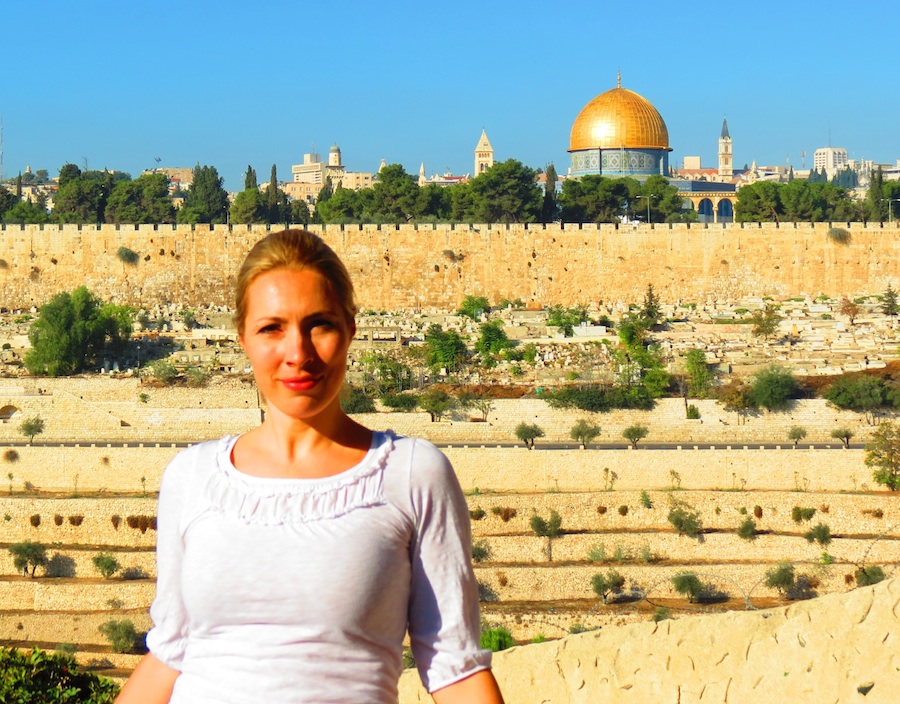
[8,440,866,451]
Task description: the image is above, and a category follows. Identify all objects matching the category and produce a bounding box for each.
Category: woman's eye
[259,324,280,333]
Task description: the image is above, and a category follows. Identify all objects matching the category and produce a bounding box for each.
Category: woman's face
[239,267,355,424]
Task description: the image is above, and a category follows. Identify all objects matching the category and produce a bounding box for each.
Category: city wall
[0,222,898,311]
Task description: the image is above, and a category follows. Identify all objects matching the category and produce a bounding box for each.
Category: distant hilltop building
[814,147,849,179]
[141,167,194,192]
[474,129,494,175]
[418,130,493,187]
[567,73,671,179]
[286,144,374,205]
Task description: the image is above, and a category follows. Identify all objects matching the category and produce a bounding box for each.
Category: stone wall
[1,222,898,310]
[399,577,900,703]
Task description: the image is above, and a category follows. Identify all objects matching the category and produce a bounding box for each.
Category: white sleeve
[145,448,194,670]
[406,439,492,693]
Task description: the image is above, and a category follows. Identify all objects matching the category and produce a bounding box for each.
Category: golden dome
[569,86,670,152]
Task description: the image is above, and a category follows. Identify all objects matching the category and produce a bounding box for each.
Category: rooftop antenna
[82,156,89,171]
[801,150,806,169]
[154,156,161,171]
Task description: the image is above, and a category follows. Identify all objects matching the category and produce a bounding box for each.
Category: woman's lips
[281,377,320,391]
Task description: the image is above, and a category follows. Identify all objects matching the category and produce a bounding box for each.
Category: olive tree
[515,422,544,449]
[865,421,900,490]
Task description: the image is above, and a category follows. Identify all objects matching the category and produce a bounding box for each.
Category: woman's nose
[284,328,314,365]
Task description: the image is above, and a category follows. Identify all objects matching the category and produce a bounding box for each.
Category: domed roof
[569,84,670,152]
[329,144,341,152]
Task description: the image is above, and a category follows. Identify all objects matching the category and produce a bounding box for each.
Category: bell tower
[718,118,733,179]
[474,129,494,175]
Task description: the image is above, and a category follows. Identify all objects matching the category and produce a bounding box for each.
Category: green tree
[735,181,782,222]
[98,620,139,654]
[570,419,601,446]
[92,552,121,579]
[824,375,884,423]
[672,571,703,602]
[417,388,457,422]
[54,174,110,223]
[737,516,758,541]
[423,324,468,372]
[339,385,375,414]
[475,319,512,359]
[9,541,48,577]
[265,164,291,223]
[865,421,900,490]
[559,175,632,223]
[480,626,514,652]
[639,175,688,223]
[765,562,797,597]
[530,510,563,561]
[2,197,50,224]
[177,165,229,224]
[640,283,661,325]
[866,167,886,222]
[546,304,588,337]
[831,427,854,448]
[26,287,133,376]
[469,159,542,223]
[230,173,268,224]
[591,569,625,601]
[787,426,807,447]
[749,304,781,340]
[515,422,544,449]
[457,391,494,421]
[540,163,559,223]
[882,284,899,319]
[0,185,17,219]
[668,506,702,538]
[684,348,713,397]
[104,173,174,224]
[369,164,419,222]
[458,295,490,320]
[749,365,797,411]
[19,416,45,443]
[622,424,649,448]
[0,647,119,703]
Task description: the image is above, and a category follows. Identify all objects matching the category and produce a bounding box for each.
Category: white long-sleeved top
[146,430,490,703]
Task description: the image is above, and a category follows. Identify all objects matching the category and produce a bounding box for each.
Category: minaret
[474,129,494,175]
[718,118,733,179]
[418,162,426,187]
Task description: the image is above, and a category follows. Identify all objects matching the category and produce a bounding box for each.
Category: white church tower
[474,129,494,175]
[718,118,733,179]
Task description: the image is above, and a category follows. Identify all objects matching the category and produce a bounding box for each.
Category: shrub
[568,623,588,634]
[668,506,702,538]
[591,570,625,601]
[92,552,121,579]
[146,359,177,385]
[0,647,119,703]
[469,507,486,521]
[804,523,832,546]
[686,404,700,419]
[68,515,84,526]
[791,506,816,523]
[765,562,796,597]
[471,540,491,563]
[340,385,376,414]
[54,514,64,526]
[480,626,513,652]
[753,505,763,518]
[597,505,607,515]
[827,227,851,245]
[587,544,607,562]
[737,516,758,541]
[618,505,629,516]
[121,567,149,580]
[530,634,547,643]
[116,246,140,265]
[855,565,885,587]
[530,511,563,538]
[672,572,703,602]
[491,506,517,522]
[651,607,670,622]
[3,449,19,463]
[380,392,418,411]
[98,619,139,654]
[111,515,121,530]
[640,491,653,509]
[30,514,41,528]
[749,365,797,411]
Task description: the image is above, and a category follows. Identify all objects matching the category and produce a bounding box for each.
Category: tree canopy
[177,165,229,224]
[26,287,133,376]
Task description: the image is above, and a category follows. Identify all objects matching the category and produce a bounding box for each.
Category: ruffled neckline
[204,430,394,525]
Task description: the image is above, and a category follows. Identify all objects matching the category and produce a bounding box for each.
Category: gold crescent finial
[617,69,621,88]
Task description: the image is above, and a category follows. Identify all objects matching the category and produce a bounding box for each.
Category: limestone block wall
[399,578,900,704]
[361,397,881,446]
[1,222,899,311]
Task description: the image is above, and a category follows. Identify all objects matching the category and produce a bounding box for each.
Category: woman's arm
[114,653,180,704]
[432,670,504,704]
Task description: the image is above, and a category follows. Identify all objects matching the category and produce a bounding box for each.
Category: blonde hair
[234,229,357,334]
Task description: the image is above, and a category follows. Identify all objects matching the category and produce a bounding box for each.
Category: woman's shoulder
[161,436,234,488]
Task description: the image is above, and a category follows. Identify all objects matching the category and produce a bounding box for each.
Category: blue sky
[2,0,898,191]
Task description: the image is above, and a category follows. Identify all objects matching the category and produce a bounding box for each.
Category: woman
[117,230,503,704]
